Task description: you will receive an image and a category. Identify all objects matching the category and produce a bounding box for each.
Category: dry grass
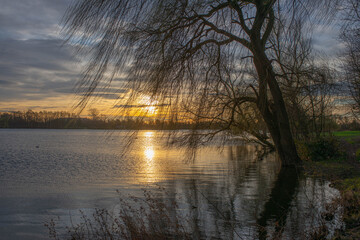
[46,188,192,240]
[45,185,346,240]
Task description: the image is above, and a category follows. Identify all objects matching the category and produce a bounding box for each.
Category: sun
[145,106,157,115]
[140,96,158,116]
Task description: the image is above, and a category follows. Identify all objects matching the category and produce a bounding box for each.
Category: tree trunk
[252,48,301,167]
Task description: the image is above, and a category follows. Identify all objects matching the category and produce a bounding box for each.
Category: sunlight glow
[144,146,155,161]
[143,131,155,162]
[140,96,158,117]
[141,131,158,183]
[144,131,154,138]
[145,106,157,115]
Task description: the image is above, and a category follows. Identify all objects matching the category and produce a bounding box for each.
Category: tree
[342,0,360,118]
[89,108,100,120]
[64,0,338,166]
[271,20,338,140]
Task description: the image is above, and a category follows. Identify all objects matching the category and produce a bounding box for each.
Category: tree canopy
[63,0,339,166]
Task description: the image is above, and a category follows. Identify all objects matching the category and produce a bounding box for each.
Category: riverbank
[304,131,360,239]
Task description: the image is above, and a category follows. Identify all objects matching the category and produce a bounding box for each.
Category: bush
[304,137,344,162]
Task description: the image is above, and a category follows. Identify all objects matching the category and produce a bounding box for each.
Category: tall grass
[46,186,343,240]
[46,189,192,240]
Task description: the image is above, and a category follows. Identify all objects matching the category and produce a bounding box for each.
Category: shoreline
[304,135,360,238]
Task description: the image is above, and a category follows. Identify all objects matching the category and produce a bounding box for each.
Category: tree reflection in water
[150,145,340,239]
[56,144,340,239]
[257,167,300,239]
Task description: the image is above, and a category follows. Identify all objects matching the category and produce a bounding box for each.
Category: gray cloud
[0,0,71,40]
[312,24,344,57]
[0,37,80,101]
[98,94,124,100]
[0,79,13,85]
[0,0,83,109]
[0,0,131,111]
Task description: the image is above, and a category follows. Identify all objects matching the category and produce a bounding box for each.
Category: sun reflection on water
[144,131,154,138]
[144,146,155,161]
[141,131,158,183]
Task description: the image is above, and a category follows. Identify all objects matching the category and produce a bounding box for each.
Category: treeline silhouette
[1,110,358,131]
[0,110,210,130]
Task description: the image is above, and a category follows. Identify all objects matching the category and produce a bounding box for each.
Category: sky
[0,0,344,115]
[0,0,77,112]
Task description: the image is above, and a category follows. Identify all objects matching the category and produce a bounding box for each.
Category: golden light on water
[141,131,157,183]
[144,131,155,162]
[144,131,154,138]
[144,146,155,161]
[135,131,176,183]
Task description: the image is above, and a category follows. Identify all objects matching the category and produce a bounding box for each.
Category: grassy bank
[304,131,360,239]
[332,131,360,137]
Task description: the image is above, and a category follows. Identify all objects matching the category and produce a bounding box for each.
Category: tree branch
[200,17,251,48]
[261,8,275,46]
[228,0,251,34]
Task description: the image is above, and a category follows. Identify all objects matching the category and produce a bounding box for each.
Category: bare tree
[63,0,338,166]
[89,108,100,120]
[342,0,360,118]
[271,20,338,139]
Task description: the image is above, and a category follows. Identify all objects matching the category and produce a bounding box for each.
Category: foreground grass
[304,133,360,239]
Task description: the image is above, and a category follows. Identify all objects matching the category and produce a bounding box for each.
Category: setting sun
[145,106,157,115]
[139,95,159,117]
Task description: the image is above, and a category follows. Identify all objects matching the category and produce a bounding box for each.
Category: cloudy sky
[0,0,343,114]
[0,0,79,112]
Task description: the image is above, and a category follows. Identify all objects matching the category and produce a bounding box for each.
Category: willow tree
[63,0,337,166]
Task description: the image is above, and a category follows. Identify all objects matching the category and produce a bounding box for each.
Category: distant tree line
[0,110,80,129]
[0,110,217,130]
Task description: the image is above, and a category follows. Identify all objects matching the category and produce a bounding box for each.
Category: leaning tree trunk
[252,47,301,167]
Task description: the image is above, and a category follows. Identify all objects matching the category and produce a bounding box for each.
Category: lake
[0,129,341,239]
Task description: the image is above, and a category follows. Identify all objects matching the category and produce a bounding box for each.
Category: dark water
[0,129,341,239]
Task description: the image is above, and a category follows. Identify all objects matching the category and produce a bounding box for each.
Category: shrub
[304,137,344,162]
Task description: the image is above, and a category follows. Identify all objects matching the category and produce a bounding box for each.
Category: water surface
[0,129,340,239]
